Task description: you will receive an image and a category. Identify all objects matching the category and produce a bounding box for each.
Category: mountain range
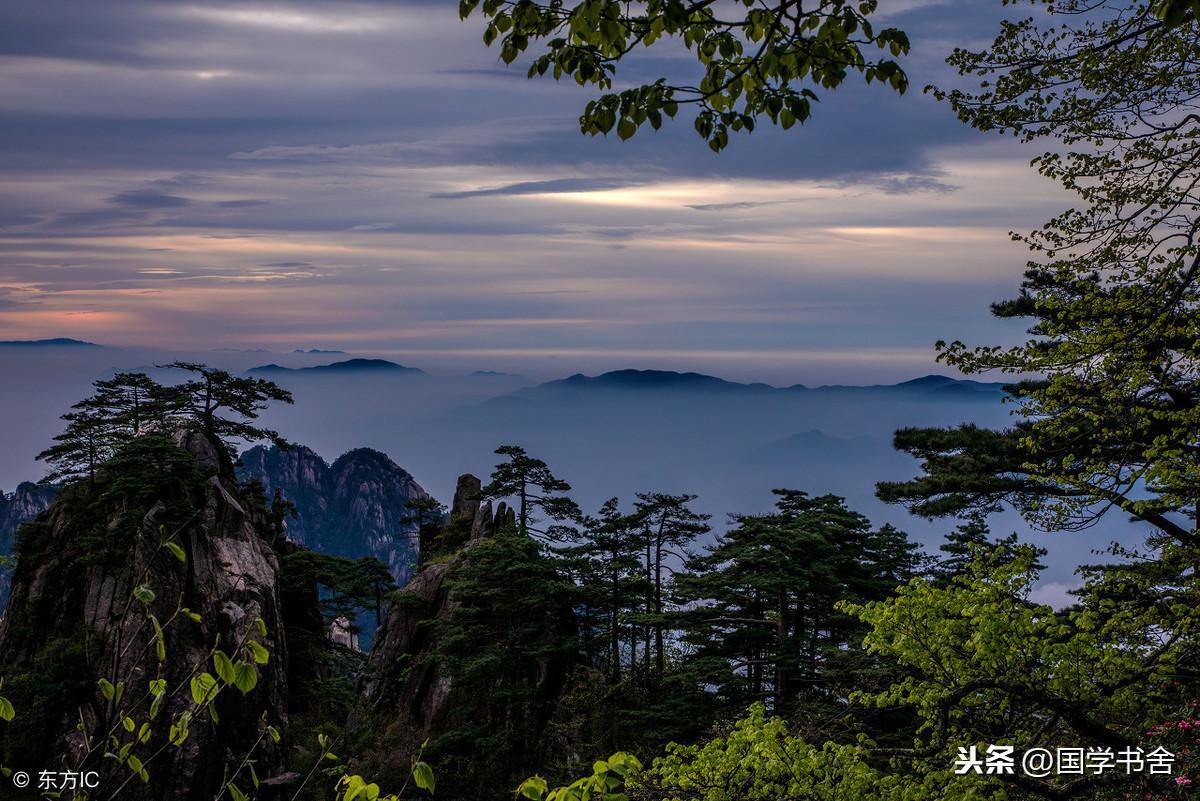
[237,444,428,584]
[246,358,425,375]
[5,344,1094,583]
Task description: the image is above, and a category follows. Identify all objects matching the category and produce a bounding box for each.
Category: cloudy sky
[0,0,1066,383]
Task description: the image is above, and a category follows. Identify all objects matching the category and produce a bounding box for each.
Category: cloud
[229,141,431,163]
[686,200,793,212]
[0,0,1053,385]
[432,177,645,199]
[105,188,191,209]
[0,287,35,310]
[215,199,270,208]
[870,175,959,194]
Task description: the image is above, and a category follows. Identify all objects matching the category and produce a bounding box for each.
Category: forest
[2,0,1200,799]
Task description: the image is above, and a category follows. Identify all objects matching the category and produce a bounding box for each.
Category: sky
[0,0,1068,384]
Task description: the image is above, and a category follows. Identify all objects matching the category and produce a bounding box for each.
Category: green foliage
[460,0,910,151]
[335,742,437,800]
[517,752,641,801]
[37,371,174,483]
[428,528,580,796]
[562,497,645,685]
[282,549,398,637]
[159,361,294,454]
[912,0,1200,537]
[38,364,294,487]
[528,707,1001,801]
[675,490,920,722]
[645,703,1000,801]
[0,679,13,722]
[839,543,1198,799]
[483,445,580,538]
[1155,0,1200,26]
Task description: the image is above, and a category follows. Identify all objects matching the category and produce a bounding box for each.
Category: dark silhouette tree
[566,498,644,684]
[37,409,114,484]
[481,445,579,538]
[74,372,170,437]
[158,362,293,454]
[676,491,915,717]
[403,495,448,565]
[631,493,709,681]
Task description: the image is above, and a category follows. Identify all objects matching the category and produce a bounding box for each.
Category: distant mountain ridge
[504,369,1005,398]
[237,445,428,584]
[246,358,425,375]
[0,337,99,347]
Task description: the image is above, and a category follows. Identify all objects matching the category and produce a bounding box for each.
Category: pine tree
[37,409,114,484]
[676,491,918,718]
[481,445,580,538]
[431,529,580,798]
[158,362,293,454]
[930,516,1041,586]
[566,498,643,683]
[631,493,709,681]
[74,372,170,437]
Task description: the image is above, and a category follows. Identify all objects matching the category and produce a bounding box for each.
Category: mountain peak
[549,369,757,392]
[0,337,100,347]
[246,358,425,375]
[895,374,958,388]
[237,444,427,585]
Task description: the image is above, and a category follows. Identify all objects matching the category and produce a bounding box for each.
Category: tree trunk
[610,563,620,683]
[519,483,528,535]
[654,538,664,680]
[644,533,652,671]
[774,588,788,712]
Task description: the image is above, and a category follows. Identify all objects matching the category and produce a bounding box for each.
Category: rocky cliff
[0,482,57,610]
[358,474,509,712]
[0,431,325,801]
[351,475,582,799]
[238,445,427,585]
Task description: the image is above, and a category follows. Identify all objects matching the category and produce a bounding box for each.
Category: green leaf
[233,662,258,694]
[133,585,155,604]
[213,650,236,686]
[412,760,436,793]
[98,678,116,701]
[165,541,186,563]
[247,640,270,666]
[518,776,548,800]
[0,696,14,722]
[190,673,217,706]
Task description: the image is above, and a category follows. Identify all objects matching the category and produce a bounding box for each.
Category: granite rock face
[238,445,427,584]
[359,474,507,719]
[0,481,57,610]
[0,432,320,801]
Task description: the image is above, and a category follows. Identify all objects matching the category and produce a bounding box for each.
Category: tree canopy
[461,0,910,151]
[38,366,293,485]
[482,444,580,538]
